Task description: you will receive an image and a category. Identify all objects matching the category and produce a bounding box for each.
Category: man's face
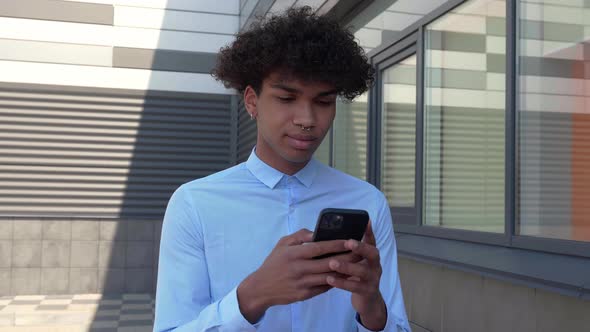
[244,71,337,174]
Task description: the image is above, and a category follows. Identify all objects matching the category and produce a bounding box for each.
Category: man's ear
[244,86,258,119]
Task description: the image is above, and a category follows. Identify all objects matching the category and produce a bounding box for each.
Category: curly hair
[211,6,374,101]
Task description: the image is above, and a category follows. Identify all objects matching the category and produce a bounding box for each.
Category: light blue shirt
[154,150,410,332]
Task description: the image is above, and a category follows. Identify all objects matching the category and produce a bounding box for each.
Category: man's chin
[284,149,314,164]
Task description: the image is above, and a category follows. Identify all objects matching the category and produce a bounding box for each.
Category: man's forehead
[265,71,336,93]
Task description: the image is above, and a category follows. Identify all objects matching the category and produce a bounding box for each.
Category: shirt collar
[246,148,318,189]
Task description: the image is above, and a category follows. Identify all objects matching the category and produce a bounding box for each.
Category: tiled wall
[0,218,163,296]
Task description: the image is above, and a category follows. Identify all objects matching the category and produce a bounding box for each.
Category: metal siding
[0,83,232,218]
[236,98,257,163]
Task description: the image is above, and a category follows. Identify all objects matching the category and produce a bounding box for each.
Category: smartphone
[311,208,369,259]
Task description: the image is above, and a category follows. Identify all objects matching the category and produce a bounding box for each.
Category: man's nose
[293,101,316,127]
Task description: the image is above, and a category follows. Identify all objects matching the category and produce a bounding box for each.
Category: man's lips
[287,134,317,150]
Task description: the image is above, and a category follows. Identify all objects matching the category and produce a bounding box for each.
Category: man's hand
[326,221,387,331]
[237,229,359,323]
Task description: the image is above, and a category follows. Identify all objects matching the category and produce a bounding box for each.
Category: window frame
[370,38,419,226]
[344,0,590,259]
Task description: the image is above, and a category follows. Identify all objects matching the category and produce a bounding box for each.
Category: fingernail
[327,276,335,284]
[329,260,339,269]
[348,240,358,250]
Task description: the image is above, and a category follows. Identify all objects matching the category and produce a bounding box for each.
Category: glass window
[423,0,506,232]
[518,0,590,241]
[333,96,368,180]
[314,129,330,165]
[381,55,417,208]
[332,0,446,181]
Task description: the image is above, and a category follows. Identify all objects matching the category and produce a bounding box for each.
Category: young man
[154,7,410,332]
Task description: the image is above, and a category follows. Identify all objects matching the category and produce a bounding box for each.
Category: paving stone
[121,294,151,301]
[36,305,69,311]
[10,301,41,305]
[94,314,120,321]
[40,300,71,306]
[97,305,121,311]
[1,305,37,313]
[14,311,93,326]
[89,320,118,328]
[123,300,151,305]
[72,294,101,300]
[118,319,152,327]
[71,299,101,304]
[0,313,14,326]
[13,296,43,301]
[120,309,151,315]
[45,295,73,300]
[95,309,120,317]
[119,314,152,321]
[89,328,118,332]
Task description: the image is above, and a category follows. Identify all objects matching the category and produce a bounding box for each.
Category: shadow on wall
[94,0,238,329]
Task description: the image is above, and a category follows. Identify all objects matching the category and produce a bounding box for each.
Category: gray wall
[0,83,234,295]
[0,83,233,219]
[399,257,590,332]
[0,217,162,295]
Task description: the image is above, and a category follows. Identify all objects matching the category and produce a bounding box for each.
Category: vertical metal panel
[416,26,425,227]
[0,83,232,218]
[506,0,517,243]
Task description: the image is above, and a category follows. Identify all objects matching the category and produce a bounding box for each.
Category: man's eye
[277,96,295,102]
[316,100,335,106]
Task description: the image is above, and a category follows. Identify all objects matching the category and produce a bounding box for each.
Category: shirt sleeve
[153,185,260,332]
[354,191,411,332]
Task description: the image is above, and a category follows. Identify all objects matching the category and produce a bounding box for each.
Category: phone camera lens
[331,215,343,228]
[321,214,343,230]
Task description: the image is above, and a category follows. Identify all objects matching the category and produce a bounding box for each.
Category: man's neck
[254,147,309,176]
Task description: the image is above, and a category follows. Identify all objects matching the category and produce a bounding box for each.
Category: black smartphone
[311,208,369,259]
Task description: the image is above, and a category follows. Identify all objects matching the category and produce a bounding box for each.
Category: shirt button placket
[286,177,301,332]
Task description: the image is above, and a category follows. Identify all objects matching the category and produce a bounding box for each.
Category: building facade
[0,0,239,295]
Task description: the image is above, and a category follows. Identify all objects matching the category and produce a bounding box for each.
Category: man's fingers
[338,251,363,264]
[294,239,347,259]
[300,272,347,287]
[278,229,313,246]
[345,239,380,267]
[328,259,369,281]
[362,220,376,246]
[299,285,332,301]
[326,275,368,294]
